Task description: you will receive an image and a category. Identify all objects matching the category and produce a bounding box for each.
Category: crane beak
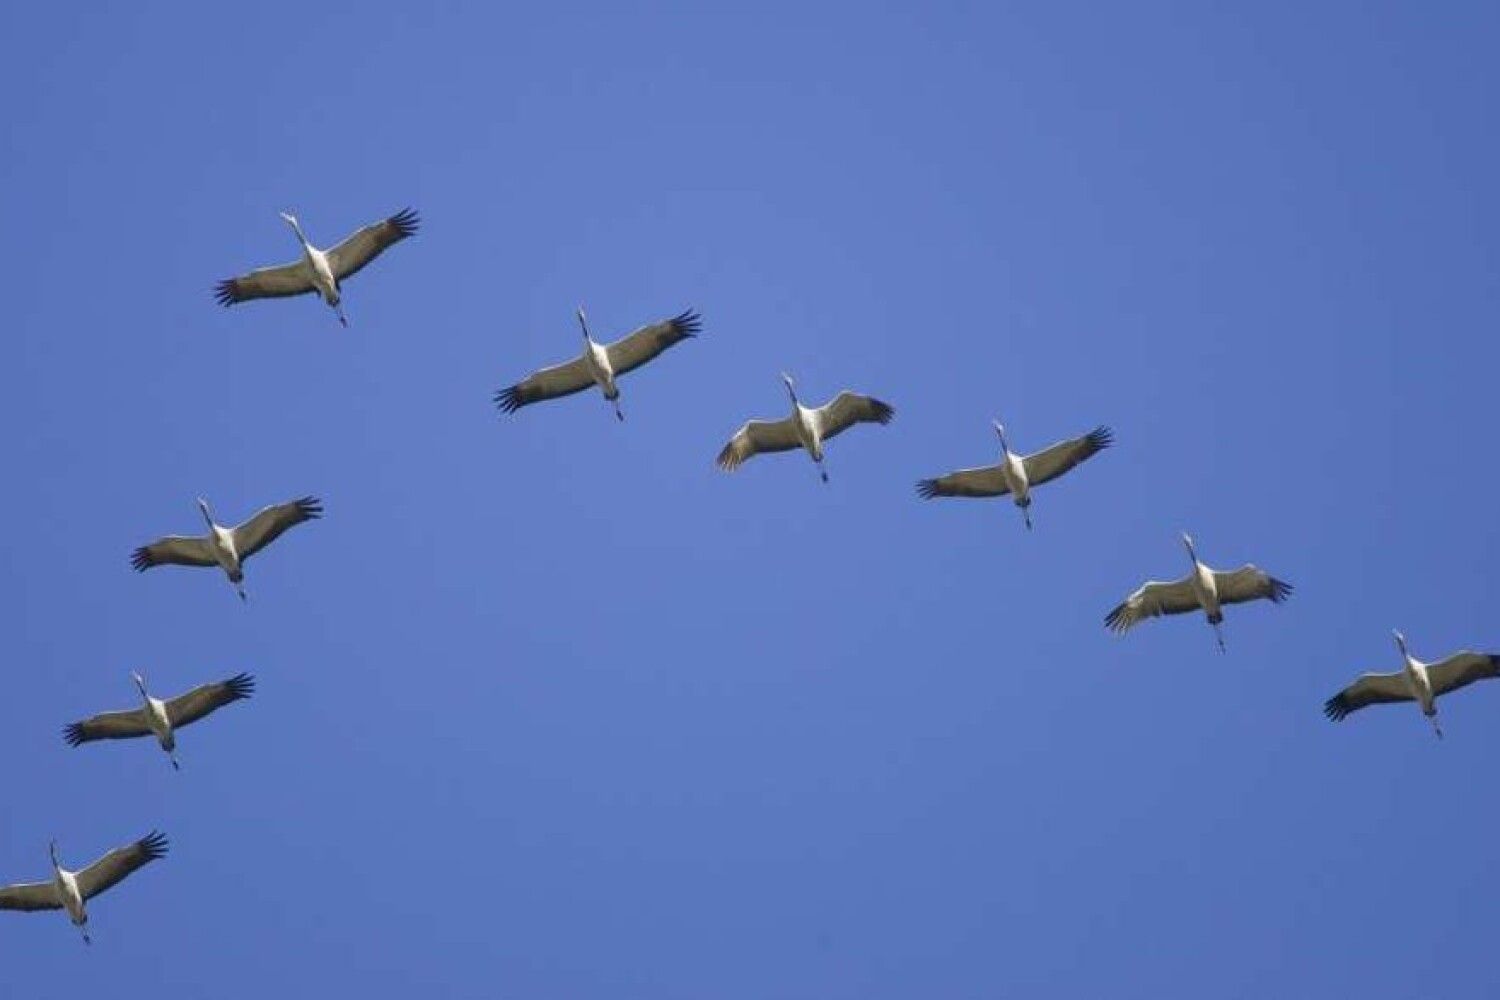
[278,211,297,225]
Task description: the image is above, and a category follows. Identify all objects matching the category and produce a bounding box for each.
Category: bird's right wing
[165,673,255,729]
[214,261,315,306]
[494,357,595,414]
[1104,577,1199,633]
[1022,426,1113,486]
[325,208,420,281]
[231,496,323,562]
[815,392,895,441]
[1323,672,1412,721]
[916,464,1009,499]
[64,708,153,747]
[716,418,802,471]
[0,882,61,911]
[1425,652,1500,698]
[603,309,701,376]
[74,832,168,902]
[131,536,217,572]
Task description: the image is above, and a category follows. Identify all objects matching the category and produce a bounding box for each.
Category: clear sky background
[2,2,1498,997]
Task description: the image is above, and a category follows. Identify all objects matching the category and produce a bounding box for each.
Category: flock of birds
[4,205,1495,944]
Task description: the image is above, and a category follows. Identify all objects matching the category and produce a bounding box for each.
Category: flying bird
[716,373,893,482]
[495,307,701,421]
[917,422,1112,529]
[1324,632,1500,739]
[214,208,419,326]
[1105,533,1291,651]
[131,496,322,601]
[0,832,168,945]
[65,672,254,769]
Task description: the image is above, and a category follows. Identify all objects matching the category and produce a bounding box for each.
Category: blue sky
[2,2,1499,996]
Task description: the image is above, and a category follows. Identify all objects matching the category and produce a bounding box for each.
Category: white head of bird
[1180,532,1198,562]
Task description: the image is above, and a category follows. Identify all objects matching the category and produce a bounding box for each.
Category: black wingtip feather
[1089,426,1115,451]
[130,547,152,572]
[870,399,895,425]
[63,723,85,748]
[1323,694,1349,722]
[294,496,324,520]
[388,207,420,238]
[1269,577,1293,603]
[212,279,239,307]
[672,308,703,337]
[138,831,169,860]
[915,479,939,499]
[225,673,256,701]
[495,385,524,414]
[1104,604,1129,633]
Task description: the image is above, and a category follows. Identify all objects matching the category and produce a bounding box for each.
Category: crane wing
[74,831,168,902]
[1426,652,1500,698]
[916,464,1009,499]
[165,673,255,729]
[716,418,802,471]
[814,392,894,441]
[63,708,153,747]
[214,261,315,306]
[325,208,420,282]
[1022,426,1113,486]
[230,496,322,562]
[1213,565,1293,607]
[603,309,701,377]
[0,882,61,911]
[131,535,217,572]
[1323,671,1412,721]
[1104,576,1199,633]
[494,357,595,413]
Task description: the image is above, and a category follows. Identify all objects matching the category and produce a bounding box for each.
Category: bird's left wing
[1426,652,1500,698]
[604,309,701,377]
[1323,671,1411,721]
[494,358,595,413]
[1105,577,1199,633]
[131,536,217,572]
[815,392,895,441]
[165,673,255,729]
[1022,426,1113,486]
[716,418,802,471]
[915,465,1009,499]
[214,261,316,306]
[0,882,61,911]
[64,708,153,747]
[75,831,168,902]
[1213,565,1293,607]
[230,496,322,562]
[325,208,420,281]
